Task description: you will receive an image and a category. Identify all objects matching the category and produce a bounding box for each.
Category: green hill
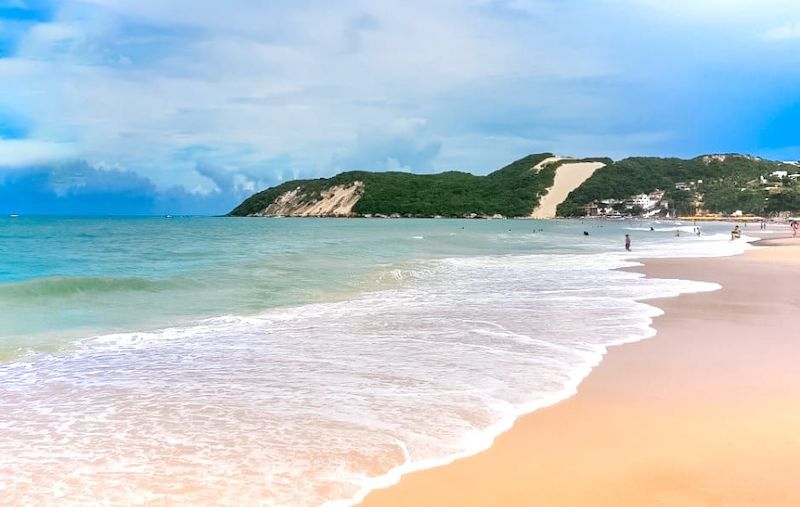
[230,153,571,217]
[230,152,800,218]
[557,154,800,216]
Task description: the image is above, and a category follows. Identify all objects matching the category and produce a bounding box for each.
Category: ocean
[0,216,750,505]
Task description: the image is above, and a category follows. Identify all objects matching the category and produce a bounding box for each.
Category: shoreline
[361,237,800,506]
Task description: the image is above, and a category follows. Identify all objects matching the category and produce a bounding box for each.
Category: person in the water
[625,234,631,251]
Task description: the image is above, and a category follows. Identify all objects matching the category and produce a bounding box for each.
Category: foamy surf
[0,218,750,506]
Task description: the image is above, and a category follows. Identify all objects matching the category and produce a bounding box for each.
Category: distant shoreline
[226,214,797,223]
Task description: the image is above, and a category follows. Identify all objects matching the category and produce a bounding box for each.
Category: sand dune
[531,161,605,218]
[261,182,364,216]
[532,156,563,171]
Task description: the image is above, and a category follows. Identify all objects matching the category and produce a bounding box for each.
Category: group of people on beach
[732,220,797,239]
[623,223,701,251]
[620,219,799,251]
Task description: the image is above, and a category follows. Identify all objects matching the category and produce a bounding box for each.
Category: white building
[598,199,620,216]
[625,190,663,211]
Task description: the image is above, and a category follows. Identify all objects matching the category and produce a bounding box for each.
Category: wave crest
[0,276,169,299]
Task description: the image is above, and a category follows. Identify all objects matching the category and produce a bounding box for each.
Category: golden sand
[363,240,800,506]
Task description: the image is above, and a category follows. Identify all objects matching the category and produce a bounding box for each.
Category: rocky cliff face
[250,181,364,216]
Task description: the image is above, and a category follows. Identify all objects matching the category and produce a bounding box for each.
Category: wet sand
[363,238,800,506]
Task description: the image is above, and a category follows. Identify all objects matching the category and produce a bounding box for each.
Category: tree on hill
[230,153,561,217]
[557,155,797,216]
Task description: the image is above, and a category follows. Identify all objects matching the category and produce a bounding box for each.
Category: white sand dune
[260,182,364,216]
[252,156,601,218]
[531,161,606,218]
[532,156,564,171]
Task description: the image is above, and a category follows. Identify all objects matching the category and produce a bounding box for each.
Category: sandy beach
[363,237,800,506]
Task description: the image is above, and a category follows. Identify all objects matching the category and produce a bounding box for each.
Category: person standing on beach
[625,234,631,251]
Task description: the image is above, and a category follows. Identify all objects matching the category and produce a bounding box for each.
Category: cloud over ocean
[1,0,799,213]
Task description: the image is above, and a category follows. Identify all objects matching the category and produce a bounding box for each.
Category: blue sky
[1,0,799,214]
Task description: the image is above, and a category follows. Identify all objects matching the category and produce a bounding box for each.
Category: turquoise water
[0,216,747,505]
[0,216,637,358]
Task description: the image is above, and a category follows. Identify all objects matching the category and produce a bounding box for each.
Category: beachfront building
[693,194,705,215]
[624,190,665,211]
[761,172,800,186]
[600,199,622,216]
[625,194,651,210]
[584,192,668,217]
[649,190,665,207]
[583,199,623,217]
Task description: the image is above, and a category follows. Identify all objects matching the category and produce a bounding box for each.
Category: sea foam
[0,225,747,506]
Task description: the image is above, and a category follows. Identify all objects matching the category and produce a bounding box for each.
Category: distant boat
[9,214,19,218]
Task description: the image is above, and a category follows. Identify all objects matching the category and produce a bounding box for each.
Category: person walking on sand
[625,234,631,251]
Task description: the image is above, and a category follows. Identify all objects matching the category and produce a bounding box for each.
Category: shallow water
[0,217,748,505]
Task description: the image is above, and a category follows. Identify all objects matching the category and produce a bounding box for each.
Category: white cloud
[0,139,78,168]
[0,1,29,8]
[1,0,799,189]
[763,22,800,41]
[618,0,800,18]
[2,0,534,182]
[610,0,800,42]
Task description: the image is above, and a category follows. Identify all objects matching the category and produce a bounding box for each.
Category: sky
[1,0,799,215]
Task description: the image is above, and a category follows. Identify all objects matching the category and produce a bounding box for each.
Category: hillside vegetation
[557,155,799,216]
[231,153,800,218]
[231,153,566,217]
